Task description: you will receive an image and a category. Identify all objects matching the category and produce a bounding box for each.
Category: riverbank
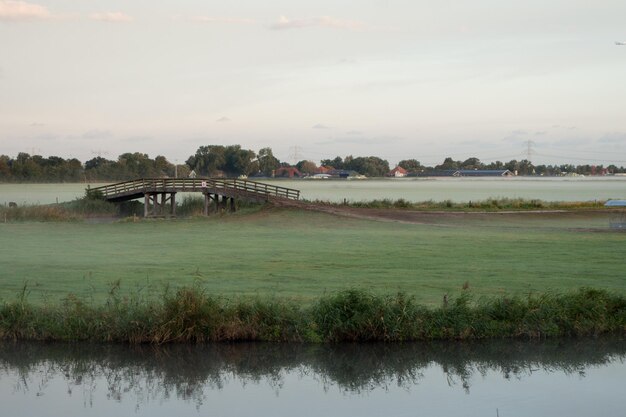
[1,288,624,343]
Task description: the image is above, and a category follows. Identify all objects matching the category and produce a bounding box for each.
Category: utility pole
[524,140,535,162]
[288,146,304,165]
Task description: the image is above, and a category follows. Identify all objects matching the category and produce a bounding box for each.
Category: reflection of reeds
[1,337,624,403]
[1,287,624,343]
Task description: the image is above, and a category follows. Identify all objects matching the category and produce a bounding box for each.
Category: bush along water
[0,288,624,343]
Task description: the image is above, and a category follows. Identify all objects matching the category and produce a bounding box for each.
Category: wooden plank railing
[87,178,300,201]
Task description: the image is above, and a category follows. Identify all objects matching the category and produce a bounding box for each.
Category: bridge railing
[214,179,300,200]
[88,178,300,201]
[87,179,147,198]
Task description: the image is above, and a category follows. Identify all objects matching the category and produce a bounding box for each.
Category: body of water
[1,177,626,205]
[1,339,624,417]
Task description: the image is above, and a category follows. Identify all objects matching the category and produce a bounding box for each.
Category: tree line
[0,146,624,182]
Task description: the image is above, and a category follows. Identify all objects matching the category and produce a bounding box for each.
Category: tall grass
[0,194,118,221]
[0,195,264,221]
[1,287,623,343]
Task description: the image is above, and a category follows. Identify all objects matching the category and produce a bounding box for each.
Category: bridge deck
[87,178,300,203]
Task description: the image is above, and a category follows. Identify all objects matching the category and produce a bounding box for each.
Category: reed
[1,287,623,343]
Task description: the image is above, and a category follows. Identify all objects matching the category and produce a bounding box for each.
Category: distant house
[274,167,302,178]
[416,170,458,177]
[308,173,331,179]
[454,170,513,177]
[316,165,334,174]
[327,169,359,178]
[388,166,408,177]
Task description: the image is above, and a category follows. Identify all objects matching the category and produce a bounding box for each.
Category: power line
[533,152,626,164]
[534,146,626,157]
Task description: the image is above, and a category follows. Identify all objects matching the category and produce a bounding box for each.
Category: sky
[1,0,626,166]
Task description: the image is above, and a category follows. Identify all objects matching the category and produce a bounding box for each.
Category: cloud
[597,132,626,145]
[123,136,151,143]
[216,117,230,122]
[502,129,531,143]
[0,0,51,21]
[549,137,589,147]
[30,122,44,127]
[346,130,362,135]
[270,15,366,31]
[188,16,254,24]
[82,129,112,140]
[312,123,331,129]
[89,12,133,23]
[316,136,402,146]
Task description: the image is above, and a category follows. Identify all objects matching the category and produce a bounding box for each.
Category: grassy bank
[1,288,624,343]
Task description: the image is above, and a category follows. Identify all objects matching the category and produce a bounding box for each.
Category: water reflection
[2,338,624,405]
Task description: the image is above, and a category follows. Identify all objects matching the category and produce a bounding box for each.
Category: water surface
[2,177,626,205]
[2,339,624,417]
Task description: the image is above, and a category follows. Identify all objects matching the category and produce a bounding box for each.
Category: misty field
[0,208,624,306]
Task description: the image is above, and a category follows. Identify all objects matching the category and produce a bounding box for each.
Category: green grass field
[1,208,624,306]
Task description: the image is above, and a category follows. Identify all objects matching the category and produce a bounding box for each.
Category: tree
[186,145,226,176]
[436,157,460,170]
[0,155,12,180]
[117,153,154,178]
[154,155,174,177]
[258,147,281,176]
[517,159,534,175]
[344,156,389,177]
[320,156,344,169]
[398,159,422,172]
[223,145,256,176]
[296,160,318,175]
[12,153,41,180]
[460,157,483,170]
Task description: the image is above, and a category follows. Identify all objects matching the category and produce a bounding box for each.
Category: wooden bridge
[87,178,301,217]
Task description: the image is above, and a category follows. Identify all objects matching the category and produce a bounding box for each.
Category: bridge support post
[230,197,235,212]
[143,192,176,217]
[152,193,159,217]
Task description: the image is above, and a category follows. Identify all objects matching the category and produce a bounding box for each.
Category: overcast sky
[1,0,626,166]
